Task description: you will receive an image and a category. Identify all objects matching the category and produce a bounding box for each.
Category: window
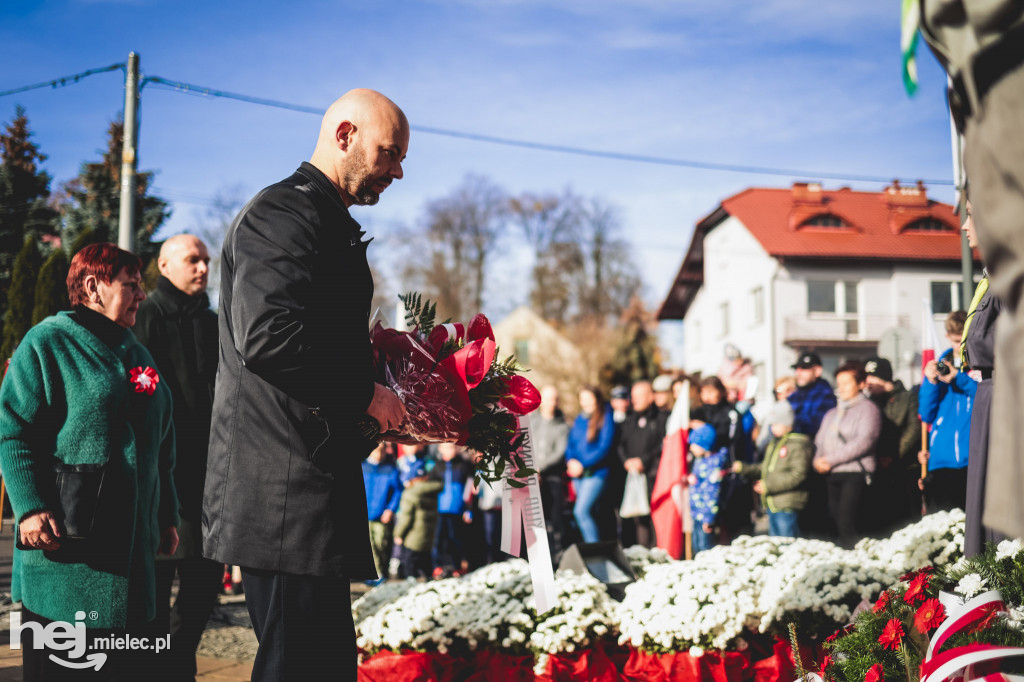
[751,287,764,326]
[844,282,858,314]
[807,280,858,314]
[720,302,730,337]
[905,218,955,233]
[802,214,846,228]
[514,338,530,365]
[808,281,837,313]
[931,281,965,314]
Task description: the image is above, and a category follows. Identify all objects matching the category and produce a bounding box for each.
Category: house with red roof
[658,181,980,405]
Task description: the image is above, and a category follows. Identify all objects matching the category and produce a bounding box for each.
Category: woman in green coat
[0,243,178,679]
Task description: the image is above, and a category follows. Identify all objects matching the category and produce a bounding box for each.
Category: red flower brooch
[129,366,160,396]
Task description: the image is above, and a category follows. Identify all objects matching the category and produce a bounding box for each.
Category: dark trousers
[154,556,223,680]
[924,467,969,514]
[540,473,567,555]
[799,470,832,539]
[240,568,355,682]
[826,472,867,549]
[399,546,433,579]
[434,513,465,571]
[621,515,654,548]
[481,509,503,565]
[20,607,161,681]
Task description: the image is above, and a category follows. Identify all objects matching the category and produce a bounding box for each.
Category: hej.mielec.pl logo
[9,610,170,670]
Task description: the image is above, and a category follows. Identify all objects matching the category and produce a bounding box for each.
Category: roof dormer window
[801,214,846,228]
[902,217,955,233]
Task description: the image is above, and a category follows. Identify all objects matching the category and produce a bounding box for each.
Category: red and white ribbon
[500,413,557,614]
[921,591,1024,682]
[928,591,1005,660]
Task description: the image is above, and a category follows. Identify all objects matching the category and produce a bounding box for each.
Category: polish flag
[652,380,690,559]
[921,298,943,376]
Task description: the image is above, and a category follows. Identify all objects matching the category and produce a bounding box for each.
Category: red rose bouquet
[370,293,541,486]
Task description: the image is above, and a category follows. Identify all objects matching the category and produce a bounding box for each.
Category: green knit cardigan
[0,312,178,628]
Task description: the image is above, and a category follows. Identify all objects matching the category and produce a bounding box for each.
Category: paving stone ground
[0,521,373,680]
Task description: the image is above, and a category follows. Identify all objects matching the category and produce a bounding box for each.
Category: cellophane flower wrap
[370,294,541,485]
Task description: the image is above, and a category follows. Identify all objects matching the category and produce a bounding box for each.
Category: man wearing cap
[610,385,632,424]
[733,401,811,538]
[652,374,674,412]
[864,355,922,529]
[787,352,836,539]
[787,352,837,439]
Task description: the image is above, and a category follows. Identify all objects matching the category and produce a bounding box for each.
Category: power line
[1,66,956,186]
[142,75,955,187]
[0,63,124,99]
[142,77,323,115]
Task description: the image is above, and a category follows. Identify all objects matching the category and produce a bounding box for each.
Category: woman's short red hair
[66,243,143,307]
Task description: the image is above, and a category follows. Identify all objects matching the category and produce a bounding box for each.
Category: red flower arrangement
[872,591,891,614]
[370,294,541,485]
[899,566,934,582]
[878,619,904,650]
[129,366,160,395]
[913,598,946,633]
[903,573,930,604]
[864,663,884,682]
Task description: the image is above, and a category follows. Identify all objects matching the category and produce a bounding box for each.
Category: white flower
[996,539,1023,561]
[689,646,704,658]
[954,573,987,598]
[1007,606,1024,630]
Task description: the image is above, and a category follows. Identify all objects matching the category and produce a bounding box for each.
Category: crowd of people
[361,316,980,580]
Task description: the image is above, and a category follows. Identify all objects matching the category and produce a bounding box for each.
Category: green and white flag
[901,0,921,95]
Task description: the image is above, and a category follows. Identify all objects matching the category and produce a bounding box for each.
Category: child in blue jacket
[918,311,975,512]
[430,443,474,577]
[362,443,403,581]
[688,424,727,554]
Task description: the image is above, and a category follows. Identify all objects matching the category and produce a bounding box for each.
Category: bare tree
[570,198,643,324]
[509,191,582,326]
[402,175,507,320]
[193,184,246,306]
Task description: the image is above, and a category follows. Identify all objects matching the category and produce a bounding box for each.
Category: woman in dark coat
[960,199,1003,557]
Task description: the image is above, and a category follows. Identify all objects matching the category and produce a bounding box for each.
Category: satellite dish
[877,327,916,369]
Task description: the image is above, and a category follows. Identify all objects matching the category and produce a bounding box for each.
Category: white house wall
[684,218,971,409]
[683,215,776,406]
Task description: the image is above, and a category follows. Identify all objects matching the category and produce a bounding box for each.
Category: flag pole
[948,75,972,309]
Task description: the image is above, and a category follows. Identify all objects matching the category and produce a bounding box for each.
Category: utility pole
[118,52,140,252]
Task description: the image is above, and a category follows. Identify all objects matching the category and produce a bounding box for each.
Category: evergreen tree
[606,297,662,387]
[59,119,170,262]
[1,237,41,360]
[0,106,59,331]
[68,227,99,258]
[32,246,69,325]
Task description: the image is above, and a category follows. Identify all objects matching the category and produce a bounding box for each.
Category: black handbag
[53,462,108,540]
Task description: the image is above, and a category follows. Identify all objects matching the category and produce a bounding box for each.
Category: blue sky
[0,0,954,362]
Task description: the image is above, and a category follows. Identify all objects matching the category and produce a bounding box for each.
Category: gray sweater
[532,413,571,475]
[814,394,881,474]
